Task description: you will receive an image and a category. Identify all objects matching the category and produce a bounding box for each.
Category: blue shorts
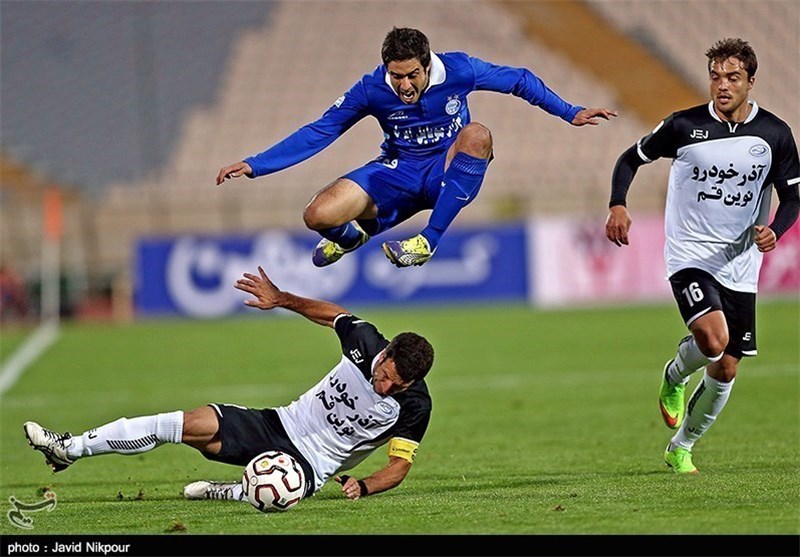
[342,153,448,236]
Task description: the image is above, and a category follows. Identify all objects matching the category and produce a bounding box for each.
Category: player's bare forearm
[360,456,411,496]
[276,292,348,328]
[234,265,347,327]
[335,457,411,500]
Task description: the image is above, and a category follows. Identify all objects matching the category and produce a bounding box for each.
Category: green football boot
[664,445,698,474]
[382,234,435,267]
[312,223,369,267]
[659,359,686,429]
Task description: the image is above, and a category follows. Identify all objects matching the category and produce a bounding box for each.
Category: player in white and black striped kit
[23,265,434,505]
[605,38,799,474]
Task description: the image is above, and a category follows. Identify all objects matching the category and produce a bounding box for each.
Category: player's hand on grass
[235,266,282,310]
[216,161,253,185]
[335,475,365,500]
[571,107,618,126]
[605,205,631,247]
[754,225,777,253]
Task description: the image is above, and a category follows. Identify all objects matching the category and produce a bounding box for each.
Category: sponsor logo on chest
[387,110,408,121]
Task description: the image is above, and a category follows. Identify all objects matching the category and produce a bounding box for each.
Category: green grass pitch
[1,300,798,537]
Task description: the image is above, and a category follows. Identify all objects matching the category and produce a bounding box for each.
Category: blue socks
[421,152,488,251]
[318,222,362,250]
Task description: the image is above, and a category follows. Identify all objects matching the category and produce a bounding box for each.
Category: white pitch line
[0,320,60,397]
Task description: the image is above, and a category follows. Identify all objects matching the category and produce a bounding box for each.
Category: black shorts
[205,403,315,496]
[669,268,757,358]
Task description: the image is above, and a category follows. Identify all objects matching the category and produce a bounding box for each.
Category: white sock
[228,484,245,501]
[670,372,734,451]
[666,336,723,385]
[67,411,184,459]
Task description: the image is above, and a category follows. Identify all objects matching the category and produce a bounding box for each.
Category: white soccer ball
[241,450,306,512]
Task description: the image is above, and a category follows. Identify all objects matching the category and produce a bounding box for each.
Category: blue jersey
[245,51,583,177]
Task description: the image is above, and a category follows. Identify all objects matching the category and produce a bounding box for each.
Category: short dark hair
[381,27,431,69]
[385,332,434,383]
[706,38,757,78]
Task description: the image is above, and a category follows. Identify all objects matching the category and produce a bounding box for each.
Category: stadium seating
[586,0,799,135]
[3,0,796,285]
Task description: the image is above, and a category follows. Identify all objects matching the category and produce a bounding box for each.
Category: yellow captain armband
[388,437,419,463]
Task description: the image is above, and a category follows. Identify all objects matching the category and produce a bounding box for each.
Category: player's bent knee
[694,331,728,358]
[181,406,220,445]
[302,203,331,231]
[458,122,493,156]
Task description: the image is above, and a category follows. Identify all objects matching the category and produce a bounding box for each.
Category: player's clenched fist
[754,225,777,253]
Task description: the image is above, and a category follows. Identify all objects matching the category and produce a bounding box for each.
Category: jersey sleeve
[768,126,800,240]
[388,395,432,463]
[244,79,370,177]
[771,126,800,189]
[333,314,389,378]
[467,55,582,123]
[637,113,680,162]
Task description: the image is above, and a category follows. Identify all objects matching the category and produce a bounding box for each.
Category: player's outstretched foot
[23,421,74,472]
[311,223,369,267]
[659,359,687,429]
[183,481,243,501]
[664,445,698,474]
[382,234,434,267]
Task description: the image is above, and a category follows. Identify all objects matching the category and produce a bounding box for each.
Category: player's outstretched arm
[216,161,253,185]
[334,456,412,500]
[571,107,618,126]
[234,265,349,327]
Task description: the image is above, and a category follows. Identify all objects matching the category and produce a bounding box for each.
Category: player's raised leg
[304,179,376,267]
[383,123,492,267]
[24,406,221,472]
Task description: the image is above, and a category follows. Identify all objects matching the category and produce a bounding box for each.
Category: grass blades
[1,300,797,537]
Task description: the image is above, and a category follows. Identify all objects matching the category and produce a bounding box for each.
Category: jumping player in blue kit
[217,27,617,267]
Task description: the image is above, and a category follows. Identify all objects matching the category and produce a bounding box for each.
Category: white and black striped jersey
[275,314,432,493]
[635,100,800,292]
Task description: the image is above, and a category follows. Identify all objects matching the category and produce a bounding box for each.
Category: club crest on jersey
[749,145,768,157]
[445,95,462,115]
[690,129,709,140]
